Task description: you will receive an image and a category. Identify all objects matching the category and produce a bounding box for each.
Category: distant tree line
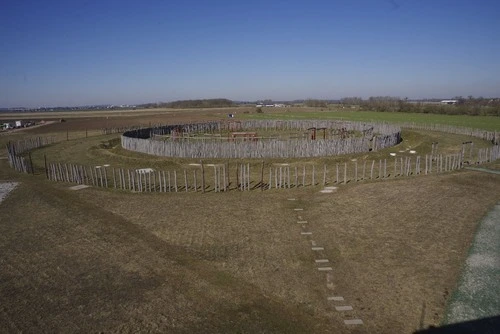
[339,96,500,116]
[140,99,235,109]
[304,99,328,108]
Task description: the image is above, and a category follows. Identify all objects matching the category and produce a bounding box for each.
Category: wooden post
[323,164,327,185]
[104,167,108,188]
[354,161,358,182]
[247,163,250,190]
[174,170,178,192]
[200,161,205,193]
[344,162,347,184]
[158,171,162,192]
[214,166,218,193]
[294,166,298,188]
[276,166,283,189]
[236,163,239,190]
[193,169,197,192]
[44,154,48,179]
[184,169,188,192]
[27,152,34,175]
[268,167,272,189]
[287,166,291,189]
[362,160,366,180]
[336,163,339,184]
[112,168,116,189]
[223,165,227,191]
[312,165,315,186]
[260,161,265,191]
[370,160,374,179]
[148,171,152,192]
[302,165,306,187]
[168,171,172,192]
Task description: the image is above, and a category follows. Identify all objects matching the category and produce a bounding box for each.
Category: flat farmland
[1,107,499,333]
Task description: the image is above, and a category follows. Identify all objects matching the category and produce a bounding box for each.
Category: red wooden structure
[229,132,258,142]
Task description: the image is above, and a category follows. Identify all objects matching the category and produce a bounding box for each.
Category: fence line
[41,146,500,193]
[5,124,500,193]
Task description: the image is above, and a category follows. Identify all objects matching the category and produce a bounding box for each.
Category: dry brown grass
[2,163,496,332]
[1,109,500,333]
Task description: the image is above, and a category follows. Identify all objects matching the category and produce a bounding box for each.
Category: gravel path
[0,182,18,204]
[444,202,500,324]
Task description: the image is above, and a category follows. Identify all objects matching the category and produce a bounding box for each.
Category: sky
[1,0,499,108]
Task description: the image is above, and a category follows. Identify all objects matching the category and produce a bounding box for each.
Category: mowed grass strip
[242,109,500,131]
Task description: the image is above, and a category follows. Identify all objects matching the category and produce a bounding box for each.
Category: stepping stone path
[291,201,363,327]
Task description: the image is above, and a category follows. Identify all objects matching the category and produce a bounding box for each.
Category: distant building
[440,100,458,105]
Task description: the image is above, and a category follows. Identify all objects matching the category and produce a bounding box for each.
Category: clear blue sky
[1,0,499,107]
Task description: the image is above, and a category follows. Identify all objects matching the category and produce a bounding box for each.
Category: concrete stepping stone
[315,259,329,263]
[301,232,312,235]
[344,319,363,325]
[327,296,344,301]
[287,198,296,201]
[294,208,303,211]
[335,306,353,311]
[69,185,90,191]
[317,267,332,271]
[311,247,324,251]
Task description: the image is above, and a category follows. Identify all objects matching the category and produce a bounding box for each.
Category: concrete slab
[315,259,329,263]
[335,306,353,311]
[317,267,332,271]
[327,296,344,301]
[344,319,363,325]
[312,247,324,251]
[287,198,296,201]
[69,185,90,191]
[320,189,334,193]
[294,208,303,211]
[301,232,312,235]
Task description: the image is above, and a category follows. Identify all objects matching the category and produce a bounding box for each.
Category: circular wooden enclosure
[121,120,402,158]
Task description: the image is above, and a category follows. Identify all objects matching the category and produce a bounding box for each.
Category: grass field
[1,107,500,333]
[242,108,500,131]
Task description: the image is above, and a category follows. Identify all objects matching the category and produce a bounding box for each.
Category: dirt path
[444,202,500,324]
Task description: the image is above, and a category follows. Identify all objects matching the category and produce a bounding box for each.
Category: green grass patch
[240,110,500,131]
